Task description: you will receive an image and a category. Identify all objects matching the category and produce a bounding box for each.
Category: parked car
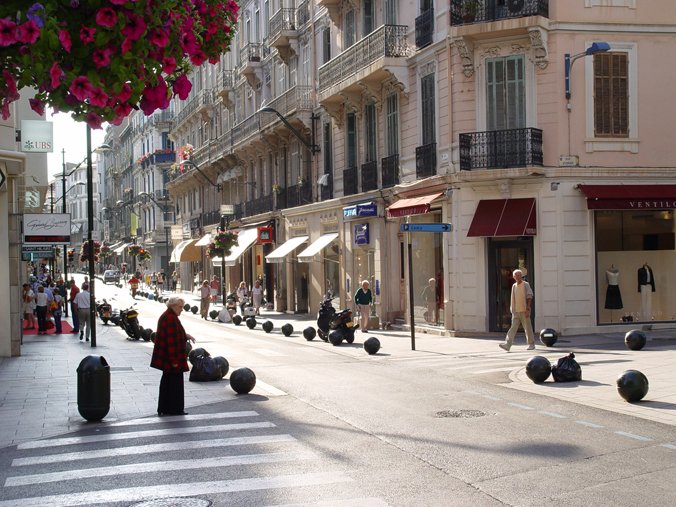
[103,270,120,284]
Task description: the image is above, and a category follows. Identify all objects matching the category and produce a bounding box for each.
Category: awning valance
[387,192,443,218]
[467,198,536,237]
[578,184,676,210]
[113,242,131,254]
[195,233,212,246]
[265,236,308,264]
[211,227,258,266]
[297,233,339,263]
[170,239,200,263]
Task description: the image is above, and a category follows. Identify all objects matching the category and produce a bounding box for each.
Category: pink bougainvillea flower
[1,101,11,120]
[16,20,40,44]
[115,83,132,103]
[172,74,192,100]
[85,111,103,130]
[109,0,127,5]
[58,29,71,52]
[121,37,133,55]
[2,70,18,96]
[149,28,169,48]
[162,56,177,74]
[89,87,109,108]
[140,78,169,115]
[114,102,133,119]
[69,76,94,102]
[92,48,113,69]
[49,62,62,89]
[122,14,147,41]
[0,18,17,47]
[179,31,198,54]
[29,98,45,116]
[80,26,96,44]
[95,7,118,28]
[189,50,207,66]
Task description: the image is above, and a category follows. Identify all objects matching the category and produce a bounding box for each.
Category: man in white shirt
[499,269,535,352]
[73,283,92,342]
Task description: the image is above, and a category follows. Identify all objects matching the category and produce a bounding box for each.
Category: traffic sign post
[400,223,452,233]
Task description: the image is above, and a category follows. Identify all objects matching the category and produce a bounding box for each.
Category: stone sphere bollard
[303,327,316,341]
[141,328,153,342]
[329,330,344,346]
[191,305,198,314]
[281,323,293,336]
[183,304,191,312]
[212,356,229,378]
[624,330,647,351]
[148,293,154,301]
[188,347,210,365]
[616,369,649,402]
[230,367,256,394]
[262,320,274,333]
[363,337,381,355]
[150,331,156,343]
[525,356,552,383]
[539,328,558,347]
[209,309,219,320]
[232,314,243,326]
[246,317,257,329]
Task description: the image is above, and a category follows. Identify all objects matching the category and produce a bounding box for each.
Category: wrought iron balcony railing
[270,8,296,37]
[381,154,400,188]
[343,166,358,196]
[415,8,434,49]
[459,128,543,170]
[240,43,262,64]
[259,86,312,129]
[296,1,310,27]
[245,195,274,217]
[450,0,549,26]
[361,161,378,192]
[280,181,312,209]
[415,143,437,178]
[201,210,221,227]
[233,203,244,221]
[231,113,260,148]
[318,25,408,93]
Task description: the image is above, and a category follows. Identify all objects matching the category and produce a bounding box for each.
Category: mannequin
[604,265,623,313]
[637,263,655,321]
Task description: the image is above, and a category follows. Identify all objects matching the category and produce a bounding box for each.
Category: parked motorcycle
[316,297,336,342]
[96,299,112,325]
[328,307,358,345]
[226,292,238,317]
[119,305,143,340]
[240,296,257,318]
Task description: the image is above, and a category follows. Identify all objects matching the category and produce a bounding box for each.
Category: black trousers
[158,371,184,415]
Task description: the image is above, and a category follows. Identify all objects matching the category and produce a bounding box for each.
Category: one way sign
[400,223,452,233]
[0,163,6,192]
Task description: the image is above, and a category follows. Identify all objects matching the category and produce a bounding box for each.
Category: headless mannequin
[604,265,623,316]
[638,263,655,321]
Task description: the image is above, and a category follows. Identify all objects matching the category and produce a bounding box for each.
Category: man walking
[499,269,535,352]
[69,278,80,334]
[73,283,92,341]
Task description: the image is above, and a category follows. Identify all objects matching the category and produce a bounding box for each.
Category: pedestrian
[22,283,35,330]
[35,285,49,335]
[73,283,92,342]
[56,278,68,317]
[210,275,219,304]
[171,271,177,291]
[157,271,164,293]
[354,280,373,333]
[52,291,64,334]
[251,279,264,315]
[69,278,80,334]
[129,274,140,298]
[151,271,157,287]
[199,280,211,319]
[421,278,439,324]
[499,269,535,352]
[150,296,195,416]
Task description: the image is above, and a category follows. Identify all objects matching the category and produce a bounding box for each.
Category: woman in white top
[251,280,264,315]
[236,281,248,302]
[35,285,49,335]
[22,283,35,330]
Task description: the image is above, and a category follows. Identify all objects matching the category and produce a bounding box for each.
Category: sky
[46,110,107,179]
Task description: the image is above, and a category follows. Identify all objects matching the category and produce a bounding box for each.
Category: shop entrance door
[488,238,534,332]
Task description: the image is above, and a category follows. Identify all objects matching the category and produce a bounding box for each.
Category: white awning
[265,236,308,264]
[211,227,258,266]
[195,233,212,247]
[170,239,200,263]
[297,233,339,263]
[113,242,131,254]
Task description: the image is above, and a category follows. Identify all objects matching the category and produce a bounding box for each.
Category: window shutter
[594,53,628,137]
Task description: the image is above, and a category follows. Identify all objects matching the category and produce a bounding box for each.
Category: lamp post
[138,191,173,282]
[258,107,320,155]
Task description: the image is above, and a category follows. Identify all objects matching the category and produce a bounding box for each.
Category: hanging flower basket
[128,244,142,257]
[179,144,194,160]
[207,230,238,259]
[80,240,101,263]
[100,244,112,258]
[137,249,151,262]
[272,183,282,195]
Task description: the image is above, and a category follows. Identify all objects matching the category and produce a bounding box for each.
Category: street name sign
[400,223,452,233]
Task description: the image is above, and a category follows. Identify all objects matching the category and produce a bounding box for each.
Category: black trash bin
[77,355,110,421]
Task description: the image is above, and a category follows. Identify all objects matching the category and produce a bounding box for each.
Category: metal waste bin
[77,355,110,421]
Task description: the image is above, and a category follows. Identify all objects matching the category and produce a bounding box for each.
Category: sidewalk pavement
[1,292,674,449]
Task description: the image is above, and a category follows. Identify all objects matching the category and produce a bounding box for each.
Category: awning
[387,192,443,218]
[467,198,537,237]
[113,242,131,254]
[297,233,339,263]
[195,233,212,246]
[265,236,308,264]
[578,184,676,210]
[108,241,122,251]
[170,239,201,263]
[211,227,258,267]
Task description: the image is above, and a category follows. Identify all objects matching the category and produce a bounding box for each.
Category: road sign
[0,163,6,191]
[400,223,452,233]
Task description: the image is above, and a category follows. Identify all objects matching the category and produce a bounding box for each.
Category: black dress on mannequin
[605,268,623,310]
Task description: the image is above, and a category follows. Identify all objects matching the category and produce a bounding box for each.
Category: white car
[103,270,120,284]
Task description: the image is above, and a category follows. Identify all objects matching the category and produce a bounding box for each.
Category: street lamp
[138,191,174,281]
[49,181,86,210]
[258,107,320,155]
[178,159,222,192]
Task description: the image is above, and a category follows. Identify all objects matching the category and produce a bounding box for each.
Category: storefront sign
[20,120,53,153]
[23,213,70,244]
[181,222,191,239]
[354,223,369,245]
[343,201,377,218]
[258,226,273,243]
[171,225,183,240]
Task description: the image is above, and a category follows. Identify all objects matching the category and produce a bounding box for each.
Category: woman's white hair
[166,296,185,308]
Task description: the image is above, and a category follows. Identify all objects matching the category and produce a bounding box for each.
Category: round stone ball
[191,305,198,314]
[183,304,191,312]
[147,293,154,301]
[329,330,344,346]
[246,317,257,329]
[212,356,229,378]
[281,323,293,337]
[141,328,153,342]
[262,320,274,333]
[616,369,649,402]
[525,355,552,383]
[539,328,558,347]
[230,367,256,394]
[188,347,210,365]
[303,327,316,341]
[624,330,647,351]
[209,309,219,320]
[232,315,243,326]
[363,337,381,355]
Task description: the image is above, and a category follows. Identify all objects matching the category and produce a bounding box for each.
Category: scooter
[316,297,336,342]
[96,299,112,325]
[119,305,143,340]
[240,296,257,318]
[226,292,238,317]
[328,308,358,346]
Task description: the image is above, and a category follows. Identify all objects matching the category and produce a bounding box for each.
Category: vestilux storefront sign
[20,120,53,153]
[343,201,377,218]
[23,213,70,244]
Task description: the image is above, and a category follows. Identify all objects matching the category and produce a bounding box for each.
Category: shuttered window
[386,93,399,156]
[421,73,436,145]
[594,53,629,137]
[486,55,525,131]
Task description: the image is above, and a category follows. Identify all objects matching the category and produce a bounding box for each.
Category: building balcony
[450,0,548,26]
[343,166,358,196]
[415,8,434,49]
[459,128,543,170]
[201,210,221,227]
[277,181,313,209]
[361,161,378,193]
[216,69,235,108]
[381,154,400,188]
[245,195,274,217]
[171,89,214,132]
[240,43,263,88]
[416,143,437,179]
[318,25,409,116]
[268,8,298,64]
[259,85,314,144]
[296,1,310,27]
[317,0,341,25]
[231,113,260,150]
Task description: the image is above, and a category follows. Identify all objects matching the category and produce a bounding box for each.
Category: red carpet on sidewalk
[23,321,74,336]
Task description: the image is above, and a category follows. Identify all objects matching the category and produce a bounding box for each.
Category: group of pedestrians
[22,278,67,335]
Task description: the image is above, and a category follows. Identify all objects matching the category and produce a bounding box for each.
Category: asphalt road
[0,281,674,506]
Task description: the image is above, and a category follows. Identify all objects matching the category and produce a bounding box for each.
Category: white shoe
[499,343,510,352]
[527,344,535,350]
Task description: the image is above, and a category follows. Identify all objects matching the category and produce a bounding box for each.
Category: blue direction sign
[400,223,452,233]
